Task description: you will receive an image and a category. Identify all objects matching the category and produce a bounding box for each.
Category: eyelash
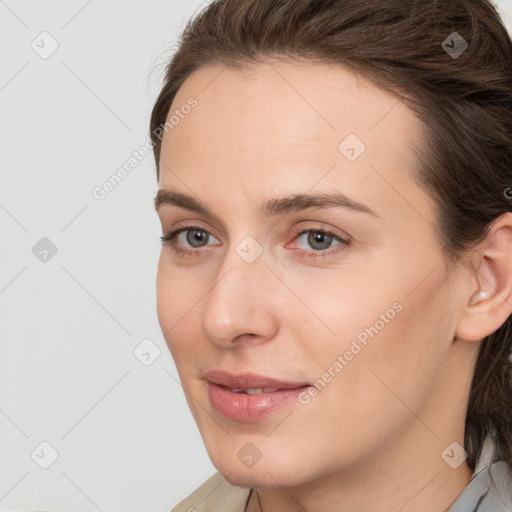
[160,224,350,259]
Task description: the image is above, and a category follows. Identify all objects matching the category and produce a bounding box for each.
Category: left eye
[293,228,346,252]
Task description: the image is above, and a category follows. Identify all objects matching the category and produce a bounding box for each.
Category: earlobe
[468,290,490,306]
[455,213,512,343]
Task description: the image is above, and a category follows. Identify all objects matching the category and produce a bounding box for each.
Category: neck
[247,437,473,512]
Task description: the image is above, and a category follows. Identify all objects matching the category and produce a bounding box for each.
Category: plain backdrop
[0,1,511,511]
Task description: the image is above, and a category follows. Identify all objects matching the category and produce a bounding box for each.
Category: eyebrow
[154,187,379,219]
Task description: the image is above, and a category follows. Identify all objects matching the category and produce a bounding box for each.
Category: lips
[203,370,309,391]
[203,370,312,422]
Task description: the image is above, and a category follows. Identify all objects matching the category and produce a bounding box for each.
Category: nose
[200,243,280,348]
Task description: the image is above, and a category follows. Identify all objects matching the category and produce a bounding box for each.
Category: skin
[154,60,512,511]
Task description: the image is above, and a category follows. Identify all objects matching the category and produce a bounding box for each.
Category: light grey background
[1,1,511,511]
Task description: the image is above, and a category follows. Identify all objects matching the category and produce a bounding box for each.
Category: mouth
[203,370,312,422]
[203,369,310,390]
[218,385,299,394]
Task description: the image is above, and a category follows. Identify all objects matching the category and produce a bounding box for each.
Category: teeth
[230,387,280,394]
[246,388,264,394]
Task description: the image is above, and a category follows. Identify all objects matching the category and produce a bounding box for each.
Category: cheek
[284,267,402,360]
[294,262,450,406]
[156,256,174,331]
[337,283,450,421]
[156,256,192,348]
[156,256,210,369]
[156,255,197,320]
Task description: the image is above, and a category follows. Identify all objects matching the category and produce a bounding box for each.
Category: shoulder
[171,472,252,512]
[447,461,512,511]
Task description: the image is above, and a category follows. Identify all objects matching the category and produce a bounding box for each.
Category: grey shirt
[446,461,512,512]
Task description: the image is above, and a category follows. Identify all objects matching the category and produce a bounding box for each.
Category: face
[155,60,467,488]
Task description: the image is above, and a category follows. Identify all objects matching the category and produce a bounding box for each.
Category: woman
[150,0,512,510]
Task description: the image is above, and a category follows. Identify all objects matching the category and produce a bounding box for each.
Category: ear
[455,212,512,342]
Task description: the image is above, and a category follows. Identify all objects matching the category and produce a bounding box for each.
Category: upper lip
[204,370,310,390]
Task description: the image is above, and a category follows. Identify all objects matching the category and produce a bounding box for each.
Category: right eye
[160,226,221,256]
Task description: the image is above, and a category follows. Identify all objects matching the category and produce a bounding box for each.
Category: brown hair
[150,0,512,471]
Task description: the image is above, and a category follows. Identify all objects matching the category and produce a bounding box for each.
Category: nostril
[233,333,257,342]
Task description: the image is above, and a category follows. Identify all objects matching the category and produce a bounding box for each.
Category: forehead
[159,60,431,226]
[166,60,418,152]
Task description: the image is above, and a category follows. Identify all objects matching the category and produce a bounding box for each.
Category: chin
[211,454,310,489]
[219,470,265,489]
[218,466,295,489]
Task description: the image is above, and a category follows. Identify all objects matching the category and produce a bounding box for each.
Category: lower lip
[207,382,310,422]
